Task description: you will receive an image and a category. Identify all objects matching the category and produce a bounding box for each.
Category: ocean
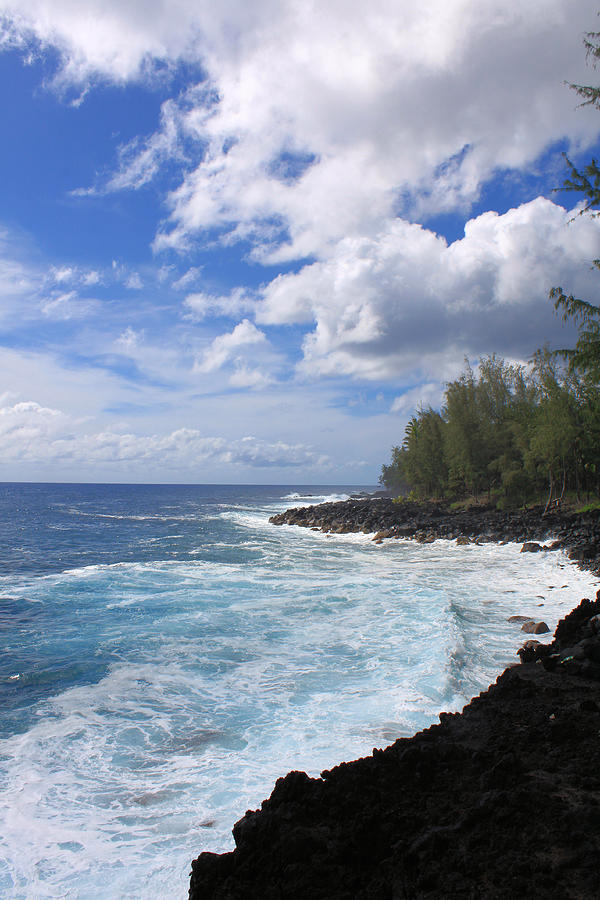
[0,482,597,899]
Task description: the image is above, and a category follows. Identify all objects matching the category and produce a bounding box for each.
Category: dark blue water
[0,483,354,575]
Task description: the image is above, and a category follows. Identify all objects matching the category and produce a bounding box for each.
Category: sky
[1,1,600,484]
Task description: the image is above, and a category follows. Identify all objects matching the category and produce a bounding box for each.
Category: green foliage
[549,287,600,380]
[576,499,600,513]
[401,408,447,498]
[380,354,600,508]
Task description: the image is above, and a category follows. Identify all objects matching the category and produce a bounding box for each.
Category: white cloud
[83,269,101,285]
[256,198,600,380]
[184,286,253,321]
[391,383,445,415]
[171,266,203,290]
[50,265,76,282]
[116,326,143,351]
[47,264,102,286]
[41,290,99,319]
[104,96,193,192]
[0,227,38,316]
[229,365,272,389]
[3,2,600,482]
[0,0,204,85]
[125,272,143,290]
[0,397,328,469]
[194,318,267,373]
[0,399,68,459]
[4,1,597,262]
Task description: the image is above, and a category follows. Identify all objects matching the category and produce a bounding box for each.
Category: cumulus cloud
[3,1,597,260]
[255,198,600,380]
[0,0,204,85]
[0,399,68,458]
[194,318,267,373]
[0,397,327,468]
[3,1,600,482]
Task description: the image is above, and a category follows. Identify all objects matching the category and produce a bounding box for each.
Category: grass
[575,499,600,514]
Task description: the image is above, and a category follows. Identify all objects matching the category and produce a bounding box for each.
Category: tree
[550,28,600,379]
[401,408,447,499]
[443,362,485,497]
[379,444,409,495]
[529,349,579,511]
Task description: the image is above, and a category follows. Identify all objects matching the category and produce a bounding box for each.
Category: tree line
[380,352,600,509]
[381,24,600,510]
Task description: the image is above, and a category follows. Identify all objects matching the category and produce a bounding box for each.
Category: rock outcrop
[269,498,600,574]
[190,594,600,899]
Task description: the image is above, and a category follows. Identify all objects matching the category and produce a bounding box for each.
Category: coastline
[189,499,600,899]
[269,497,600,576]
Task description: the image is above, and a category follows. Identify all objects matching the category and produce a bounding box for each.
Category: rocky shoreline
[189,500,600,899]
[269,497,600,574]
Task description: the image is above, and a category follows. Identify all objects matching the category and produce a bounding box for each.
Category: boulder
[521,620,549,634]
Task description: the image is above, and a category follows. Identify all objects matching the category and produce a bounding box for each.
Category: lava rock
[190,595,600,900]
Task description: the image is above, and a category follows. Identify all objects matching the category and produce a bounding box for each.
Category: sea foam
[0,484,597,898]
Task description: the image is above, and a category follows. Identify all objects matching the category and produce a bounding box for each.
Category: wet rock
[372,530,393,541]
[520,620,549,633]
[508,615,534,623]
[269,499,600,575]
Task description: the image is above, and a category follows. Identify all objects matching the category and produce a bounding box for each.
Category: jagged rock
[190,595,600,900]
[269,499,600,575]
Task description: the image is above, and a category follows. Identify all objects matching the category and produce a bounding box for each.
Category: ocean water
[0,483,597,899]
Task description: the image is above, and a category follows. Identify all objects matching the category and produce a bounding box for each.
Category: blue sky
[1,0,600,483]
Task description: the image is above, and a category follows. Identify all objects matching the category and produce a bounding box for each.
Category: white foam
[1,501,597,899]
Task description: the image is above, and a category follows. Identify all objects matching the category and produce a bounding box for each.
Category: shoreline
[189,499,600,899]
[269,497,600,575]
